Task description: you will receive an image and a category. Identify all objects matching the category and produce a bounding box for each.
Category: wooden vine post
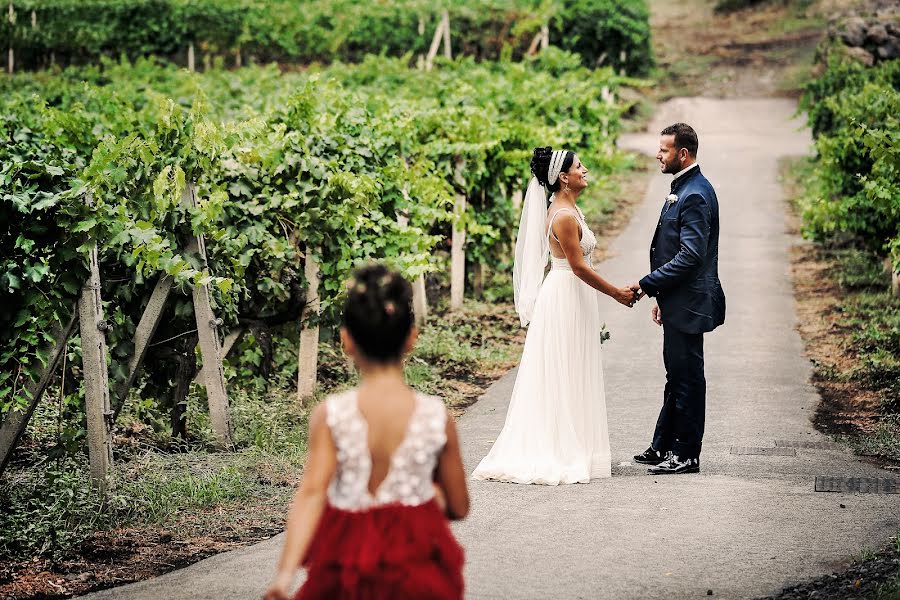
[441,10,451,60]
[183,183,232,446]
[188,40,196,72]
[600,85,614,143]
[1,185,237,478]
[889,257,900,298]
[396,210,428,326]
[297,249,321,403]
[527,23,549,56]
[7,2,14,75]
[425,10,451,71]
[451,158,467,310]
[0,313,77,478]
[511,188,523,211]
[79,194,114,492]
[112,275,173,418]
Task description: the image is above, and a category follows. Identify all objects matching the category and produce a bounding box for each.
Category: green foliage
[799,55,900,265]
[5,0,653,75]
[554,0,654,74]
[1,54,632,430]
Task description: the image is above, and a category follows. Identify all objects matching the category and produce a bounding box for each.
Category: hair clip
[379,274,393,287]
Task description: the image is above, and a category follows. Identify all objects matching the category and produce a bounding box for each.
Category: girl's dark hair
[343,264,414,362]
[530,146,574,193]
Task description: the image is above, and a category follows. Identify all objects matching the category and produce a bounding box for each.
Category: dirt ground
[648,0,854,99]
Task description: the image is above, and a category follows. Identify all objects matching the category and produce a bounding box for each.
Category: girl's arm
[434,414,470,520]
[553,214,636,307]
[264,404,337,600]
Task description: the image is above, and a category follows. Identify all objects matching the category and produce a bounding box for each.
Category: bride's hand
[613,286,638,307]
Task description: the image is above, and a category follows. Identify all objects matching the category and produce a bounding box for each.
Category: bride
[471,147,638,485]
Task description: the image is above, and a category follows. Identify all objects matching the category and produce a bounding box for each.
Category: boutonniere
[665,193,678,205]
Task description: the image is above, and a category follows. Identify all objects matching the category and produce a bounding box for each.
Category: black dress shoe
[633,446,666,465]
[648,454,700,474]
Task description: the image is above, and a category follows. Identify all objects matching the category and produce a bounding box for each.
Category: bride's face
[560,154,589,193]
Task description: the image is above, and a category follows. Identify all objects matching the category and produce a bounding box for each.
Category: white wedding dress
[472,206,611,485]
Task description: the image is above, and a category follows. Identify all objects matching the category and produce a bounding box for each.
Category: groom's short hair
[661,123,698,157]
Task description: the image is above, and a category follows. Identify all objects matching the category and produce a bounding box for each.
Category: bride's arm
[552,215,636,307]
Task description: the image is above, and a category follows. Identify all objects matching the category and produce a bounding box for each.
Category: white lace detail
[325,389,447,510]
[548,207,597,270]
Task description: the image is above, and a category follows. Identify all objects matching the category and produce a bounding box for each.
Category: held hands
[614,285,642,308]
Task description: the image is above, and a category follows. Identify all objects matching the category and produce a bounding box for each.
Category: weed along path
[78,99,899,600]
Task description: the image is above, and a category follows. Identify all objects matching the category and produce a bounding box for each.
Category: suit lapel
[651,167,702,249]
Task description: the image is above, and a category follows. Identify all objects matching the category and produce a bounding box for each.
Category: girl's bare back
[357,384,418,495]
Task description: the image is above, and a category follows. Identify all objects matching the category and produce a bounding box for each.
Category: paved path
[80,98,899,600]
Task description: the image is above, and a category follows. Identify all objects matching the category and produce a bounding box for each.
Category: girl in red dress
[264,264,470,600]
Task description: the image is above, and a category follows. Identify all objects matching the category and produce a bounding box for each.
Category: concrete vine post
[297,250,321,403]
[79,193,114,493]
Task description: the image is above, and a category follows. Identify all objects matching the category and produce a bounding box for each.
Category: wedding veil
[513,177,549,327]
[513,149,568,327]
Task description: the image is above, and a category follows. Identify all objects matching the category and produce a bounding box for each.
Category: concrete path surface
[79,98,899,600]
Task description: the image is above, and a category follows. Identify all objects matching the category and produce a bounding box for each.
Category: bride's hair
[530,146,574,193]
[343,264,414,362]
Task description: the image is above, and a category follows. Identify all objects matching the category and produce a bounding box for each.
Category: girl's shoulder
[322,388,358,428]
[415,391,448,420]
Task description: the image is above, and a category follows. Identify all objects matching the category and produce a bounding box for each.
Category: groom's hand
[651,305,663,326]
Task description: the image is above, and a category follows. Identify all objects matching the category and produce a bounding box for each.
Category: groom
[631,123,726,475]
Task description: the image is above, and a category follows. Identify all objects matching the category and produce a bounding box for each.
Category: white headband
[547,150,568,186]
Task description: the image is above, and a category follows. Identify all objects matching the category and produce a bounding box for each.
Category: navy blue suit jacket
[639,166,726,335]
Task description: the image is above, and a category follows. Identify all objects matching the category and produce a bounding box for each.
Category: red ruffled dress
[294,390,464,600]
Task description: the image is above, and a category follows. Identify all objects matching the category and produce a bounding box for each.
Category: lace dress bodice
[547,207,597,271]
[325,389,448,511]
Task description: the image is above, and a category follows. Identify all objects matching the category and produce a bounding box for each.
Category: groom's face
[657,135,686,175]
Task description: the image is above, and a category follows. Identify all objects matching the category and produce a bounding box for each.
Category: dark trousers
[652,324,706,459]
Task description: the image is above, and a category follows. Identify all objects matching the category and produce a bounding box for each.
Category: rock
[865,23,890,46]
[877,39,900,60]
[842,17,868,47]
[843,45,875,66]
[159,530,173,543]
[64,572,94,582]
